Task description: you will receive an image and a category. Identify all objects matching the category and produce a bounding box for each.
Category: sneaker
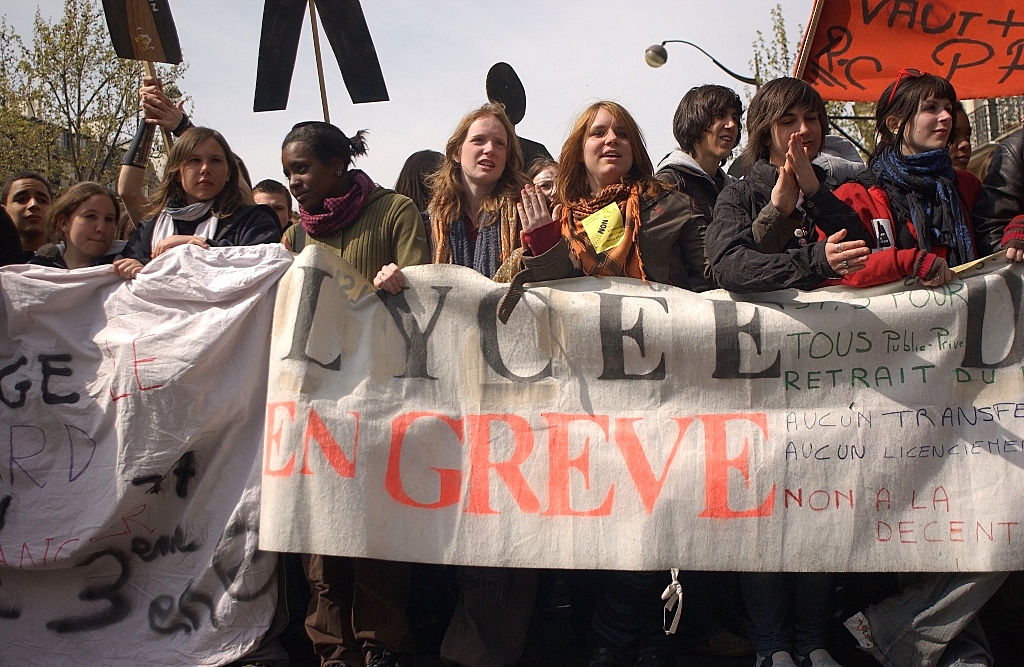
[589,647,631,667]
[798,648,844,667]
[692,628,754,657]
[365,649,410,667]
[756,651,798,667]
[633,650,673,667]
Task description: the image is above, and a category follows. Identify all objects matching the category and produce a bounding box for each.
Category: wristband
[171,113,193,137]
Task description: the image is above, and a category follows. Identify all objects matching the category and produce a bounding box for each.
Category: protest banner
[0,245,291,666]
[262,247,1024,573]
[795,0,1024,101]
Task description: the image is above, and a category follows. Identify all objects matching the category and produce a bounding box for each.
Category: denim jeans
[741,572,834,656]
[862,572,1007,667]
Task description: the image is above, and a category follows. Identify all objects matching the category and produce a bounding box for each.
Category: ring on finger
[842,259,849,269]
[837,242,843,252]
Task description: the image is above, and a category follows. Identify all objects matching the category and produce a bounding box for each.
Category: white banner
[262,247,1024,572]
[0,245,291,666]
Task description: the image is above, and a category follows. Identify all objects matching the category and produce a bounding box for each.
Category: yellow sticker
[580,202,625,254]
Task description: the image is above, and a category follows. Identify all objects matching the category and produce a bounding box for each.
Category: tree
[0,0,186,190]
[749,3,876,157]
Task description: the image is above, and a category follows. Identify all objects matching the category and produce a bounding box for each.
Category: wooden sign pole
[308,0,331,123]
[142,60,175,150]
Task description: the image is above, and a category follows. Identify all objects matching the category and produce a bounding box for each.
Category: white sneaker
[756,651,798,667]
[799,648,844,667]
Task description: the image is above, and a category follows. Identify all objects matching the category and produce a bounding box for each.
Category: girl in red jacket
[833,71,1024,287]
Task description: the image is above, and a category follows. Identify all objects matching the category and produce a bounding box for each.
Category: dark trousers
[591,570,669,653]
[303,554,416,665]
[741,572,833,657]
[440,566,538,667]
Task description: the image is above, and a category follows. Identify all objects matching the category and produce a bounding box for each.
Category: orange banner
[796,0,1024,102]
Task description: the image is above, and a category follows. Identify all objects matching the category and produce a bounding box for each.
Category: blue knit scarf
[871,146,975,266]
[447,212,502,278]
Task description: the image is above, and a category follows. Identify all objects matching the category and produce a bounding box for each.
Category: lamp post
[644,40,759,88]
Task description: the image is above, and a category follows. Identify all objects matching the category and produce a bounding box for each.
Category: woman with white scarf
[115,126,281,278]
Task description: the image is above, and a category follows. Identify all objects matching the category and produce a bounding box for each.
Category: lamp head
[645,44,668,68]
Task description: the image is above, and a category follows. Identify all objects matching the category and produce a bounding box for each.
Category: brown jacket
[522,188,712,290]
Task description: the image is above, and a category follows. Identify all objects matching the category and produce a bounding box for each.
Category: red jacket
[829,170,981,288]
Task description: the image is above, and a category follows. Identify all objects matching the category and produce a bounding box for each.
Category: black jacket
[973,128,1023,244]
[707,160,870,293]
[123,204,282,262]
[29,240,127,269]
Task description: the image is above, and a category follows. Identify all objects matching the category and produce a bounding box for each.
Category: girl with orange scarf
[516,100,711,295]
[517,101,711,667]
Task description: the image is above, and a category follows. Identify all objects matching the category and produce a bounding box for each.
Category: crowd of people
[3,68,1024,667]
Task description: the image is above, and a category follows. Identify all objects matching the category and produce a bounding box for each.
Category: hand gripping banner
[262,247,1024,573]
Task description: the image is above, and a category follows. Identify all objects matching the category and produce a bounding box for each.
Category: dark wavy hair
[394,149,444,212]
[741,77,829,167]
[281,121,369,172]
[2,170,52,205]
[145,127,252,219]
[672,84,744,154]
[872,73,957,160]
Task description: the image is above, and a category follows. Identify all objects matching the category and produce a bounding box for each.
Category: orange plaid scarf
[563,181,646,280]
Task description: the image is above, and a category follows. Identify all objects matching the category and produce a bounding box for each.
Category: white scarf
[149,201,219,254]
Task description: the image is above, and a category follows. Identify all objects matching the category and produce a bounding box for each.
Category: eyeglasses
[887,68,926,105]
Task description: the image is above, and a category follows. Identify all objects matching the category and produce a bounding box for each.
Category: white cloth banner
[262,247,1024,573]
[0,245,291,666]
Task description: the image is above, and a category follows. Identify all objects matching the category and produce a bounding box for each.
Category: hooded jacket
[656,149,733,225]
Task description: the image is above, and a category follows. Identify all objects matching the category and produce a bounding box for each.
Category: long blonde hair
[145,127,252,220]
[427,104,526,264]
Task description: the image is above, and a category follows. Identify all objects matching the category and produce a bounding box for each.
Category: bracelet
[171,113,193,137]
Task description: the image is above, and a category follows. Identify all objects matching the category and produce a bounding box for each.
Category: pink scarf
[299,169,376,237]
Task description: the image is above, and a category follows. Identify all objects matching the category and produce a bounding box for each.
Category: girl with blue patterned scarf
[833,71,1023,288]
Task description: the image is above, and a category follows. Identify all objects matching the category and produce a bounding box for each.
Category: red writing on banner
[264,402,359,478]
[371,411,773,519]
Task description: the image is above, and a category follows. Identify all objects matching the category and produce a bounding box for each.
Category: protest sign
[0,245,291,666]
[795,0,1024,101]
[263,247,1024,572]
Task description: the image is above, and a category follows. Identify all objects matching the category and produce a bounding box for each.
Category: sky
[4,0,816,189]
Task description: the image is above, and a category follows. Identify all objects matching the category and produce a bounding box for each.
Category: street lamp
[644,40,758,87]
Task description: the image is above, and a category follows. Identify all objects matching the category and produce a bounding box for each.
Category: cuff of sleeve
[522,221,562,256]
[522,237,576,281]
[914,250,939,280]
[1000,216,1024,249]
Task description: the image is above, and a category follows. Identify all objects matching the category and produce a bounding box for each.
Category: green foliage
[0,0,186,191]
[750,2,877,157]
[750,4,793,84]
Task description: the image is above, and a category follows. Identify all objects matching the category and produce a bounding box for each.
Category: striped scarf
[432,198,520,278]
[563,181,646,280]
